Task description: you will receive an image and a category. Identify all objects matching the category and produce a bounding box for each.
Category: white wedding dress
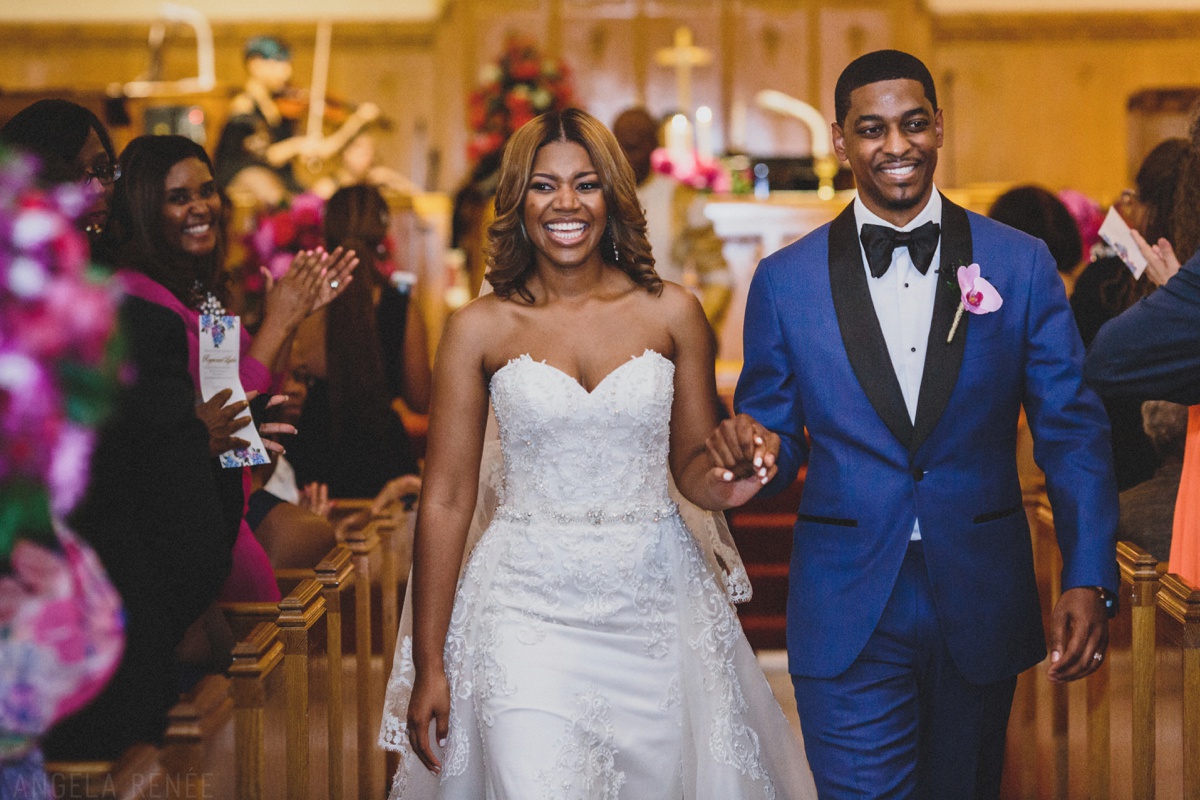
[380,350,816,799]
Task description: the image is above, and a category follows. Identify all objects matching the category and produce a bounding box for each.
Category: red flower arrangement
[467,35,575,164]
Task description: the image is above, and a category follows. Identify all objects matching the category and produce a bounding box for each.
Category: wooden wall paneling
[559,9,639,129]
[728,1,814,156]
[815,6,892,127]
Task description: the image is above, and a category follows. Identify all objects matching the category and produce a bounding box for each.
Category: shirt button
[904,283,909,288]
[910,347,916,353]
[913,468,925,482]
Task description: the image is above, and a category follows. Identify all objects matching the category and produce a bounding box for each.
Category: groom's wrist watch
[1087,586,1118,618]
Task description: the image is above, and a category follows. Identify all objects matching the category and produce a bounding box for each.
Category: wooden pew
[45,674,234,799]
[338,510,385,799]
[227,622,286,800]
[1152,571,1200,798]
[1005,492,1200,800]
[276,579,329,800]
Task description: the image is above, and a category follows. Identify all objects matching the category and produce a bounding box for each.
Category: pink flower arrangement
[0,145,125,755]
[245,192,325,292]
[650,148,732,193]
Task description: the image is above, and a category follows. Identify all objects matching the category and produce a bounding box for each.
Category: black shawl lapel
[911,193,972,456]
[827,202,914,450]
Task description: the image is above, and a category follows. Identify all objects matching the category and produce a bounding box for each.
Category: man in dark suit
[724,50,1119,797]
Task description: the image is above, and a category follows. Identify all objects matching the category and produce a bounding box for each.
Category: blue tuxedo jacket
[735,197,1119,684]
[1085,248,1200,405]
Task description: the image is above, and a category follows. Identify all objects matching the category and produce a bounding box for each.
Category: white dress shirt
[853,188,943,539]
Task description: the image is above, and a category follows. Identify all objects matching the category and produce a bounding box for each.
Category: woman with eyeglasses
[0,99,120,238]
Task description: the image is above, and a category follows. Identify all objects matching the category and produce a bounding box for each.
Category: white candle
[667,113,693,164]
[695,105,713,162]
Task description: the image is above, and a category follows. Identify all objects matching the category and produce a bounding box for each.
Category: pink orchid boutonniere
[947,263,1002,343]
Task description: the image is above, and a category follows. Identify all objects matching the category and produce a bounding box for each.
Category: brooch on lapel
[946,263,1002,344]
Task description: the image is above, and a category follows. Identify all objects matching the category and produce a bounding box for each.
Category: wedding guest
[0,98,118,239]
[1071,138,1189,490]
[245,365,339,570]
[1118,401,1189,562]
[1085,210,1200,585]
[988,185,1083,290]
[613,106,733,331]
[93,135,356,601]
[288,184,425,499]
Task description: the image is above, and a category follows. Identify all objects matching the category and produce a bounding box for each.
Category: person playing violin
[213,35,379,207]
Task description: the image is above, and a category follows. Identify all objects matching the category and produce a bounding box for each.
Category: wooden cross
[654,26,712,116]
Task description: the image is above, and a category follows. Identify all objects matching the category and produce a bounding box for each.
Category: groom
[727,50,1118,797]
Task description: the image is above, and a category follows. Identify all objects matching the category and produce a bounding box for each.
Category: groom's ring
[1093,652,1104,662]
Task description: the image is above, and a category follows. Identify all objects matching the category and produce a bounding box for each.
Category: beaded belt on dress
[494,501,679,525]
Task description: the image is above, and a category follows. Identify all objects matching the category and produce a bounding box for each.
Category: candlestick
[695,106,713,162]
[667,113,693,164]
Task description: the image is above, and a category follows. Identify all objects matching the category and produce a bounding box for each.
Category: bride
[379,108,815,799]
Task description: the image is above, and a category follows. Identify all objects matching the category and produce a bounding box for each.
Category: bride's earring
[608,218,620,262]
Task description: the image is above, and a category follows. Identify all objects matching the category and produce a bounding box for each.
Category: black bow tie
[860,220,942,278]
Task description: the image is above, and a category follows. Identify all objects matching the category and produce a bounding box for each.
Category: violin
[273,87,389,128]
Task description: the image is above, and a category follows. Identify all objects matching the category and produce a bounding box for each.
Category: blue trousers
[792,541,1017,799]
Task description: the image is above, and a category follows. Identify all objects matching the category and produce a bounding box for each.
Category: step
[740,564,789,617]
[729,512,796,565]
[737,470,805,515]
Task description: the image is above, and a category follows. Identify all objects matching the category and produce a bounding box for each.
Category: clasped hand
[196,389,295,457]
[705,413,781,507]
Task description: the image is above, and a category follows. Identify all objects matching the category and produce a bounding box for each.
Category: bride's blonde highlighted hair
[486,108,660,302]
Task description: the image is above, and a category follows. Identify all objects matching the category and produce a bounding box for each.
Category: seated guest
[1071,140,1189,490]
[288,185,425,498]
[988,184,1084,290]
[1118,401,1189,561]
[92,135,356,601]
[1086,184,1200,585]
[0,98,118,241]
[246,366,340,570]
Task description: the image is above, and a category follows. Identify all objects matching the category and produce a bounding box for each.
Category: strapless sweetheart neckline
[491,348,669,396]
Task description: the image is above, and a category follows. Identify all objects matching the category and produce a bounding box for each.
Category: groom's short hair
[835,50,937,126]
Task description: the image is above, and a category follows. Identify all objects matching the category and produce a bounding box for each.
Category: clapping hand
[705,413,780,507]
[260,247,360,326]
[1130,229,1182,286]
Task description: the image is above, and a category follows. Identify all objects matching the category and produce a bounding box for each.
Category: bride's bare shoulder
[651,280,707,328]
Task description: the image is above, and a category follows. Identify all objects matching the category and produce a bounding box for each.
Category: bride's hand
[407,668,451,775]
[704,414,779,507]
